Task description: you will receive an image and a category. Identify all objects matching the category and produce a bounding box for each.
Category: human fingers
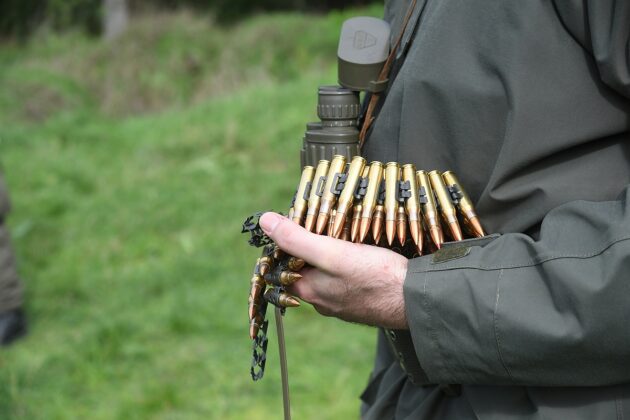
[260,212,350,273]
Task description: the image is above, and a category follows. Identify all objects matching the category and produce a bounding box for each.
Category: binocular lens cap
[337,17,390,91]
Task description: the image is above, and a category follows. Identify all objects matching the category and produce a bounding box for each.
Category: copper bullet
[264,288,300,308]
[316,155,346,235]
[396,205,407,245]
[417,170,444,248]
[341,212,352,242]
[287,257,305,271]
[278,294,300,308]
[279,271,302,286]
[442,171,486,238]
[248,297,259,321]
[428,170,463,242]
[384,162,400,246]
[272,246,284,260]
[249,313,264,340]
[401,164,422,250]
[360,162,384,242]
[264,270,302,287]
[259,255,273,276]
[250,274,265,303]
[332,156,366,238]
[372,204,385,243]
[304,160,331,232]
[327,209,336,237]
[291,165,315,226]
[359,218,370,243]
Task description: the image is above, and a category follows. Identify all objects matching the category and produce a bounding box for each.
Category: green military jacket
[360,0,630,418]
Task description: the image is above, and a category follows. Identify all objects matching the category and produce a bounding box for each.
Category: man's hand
[260,212,409,329]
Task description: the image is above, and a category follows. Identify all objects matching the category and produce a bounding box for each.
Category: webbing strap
[275,306,291,420]
[359,0,418,149]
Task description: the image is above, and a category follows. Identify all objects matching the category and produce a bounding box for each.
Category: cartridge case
[305,160,331,232]
[287,257,305,271]
[332,156,366,238]
[264,288,300,308]
[272,245,284,260]
[258,255,273,277]
[402,164,422,248]
[291,166,315,226]
[316,155,347,234]
[360,161,384,242]
[442,171,485,238]
[428,170,463,241]
[384,162,400,246]
[351,203,362,242]
[417,170,444,248]
[264,268,302,287]
[250,273,266,304]
[250,312,264,339]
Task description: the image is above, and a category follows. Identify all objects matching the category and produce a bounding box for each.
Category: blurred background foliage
[0,1,383,419]
[0,0,374,38]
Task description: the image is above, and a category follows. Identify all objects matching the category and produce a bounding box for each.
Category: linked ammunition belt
[242,154,486,382]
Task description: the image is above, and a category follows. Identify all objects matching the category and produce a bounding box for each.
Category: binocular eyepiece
[301,86,361,168]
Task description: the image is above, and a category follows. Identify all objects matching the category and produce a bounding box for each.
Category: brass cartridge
[264,268,302,287]
[442,171,485,238]
[315,155,347,235]
[402,164,422,249]
[287,257,305,272]
[248,295,259,321]
[417,170,444,248]
[428,170,463,241]
[384,162,401,246]
[359,161,384,243]
[351,166,370,242]
[291,165,315,226]
[258,255,273,277]
[304,160,330,232]
[272,245,284,260]
[332,156,366,238]
[250,312,264,339]
[264,288,300,308]
[250,273,265,305]
[351,202,362,242]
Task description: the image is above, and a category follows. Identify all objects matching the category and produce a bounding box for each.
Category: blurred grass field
[0,4,383,419]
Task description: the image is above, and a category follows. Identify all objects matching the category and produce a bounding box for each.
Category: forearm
[404,187,630,386]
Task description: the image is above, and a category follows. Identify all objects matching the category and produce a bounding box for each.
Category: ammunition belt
[242,155,487,381]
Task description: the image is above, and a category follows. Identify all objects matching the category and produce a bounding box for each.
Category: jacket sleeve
[404,186,630,386]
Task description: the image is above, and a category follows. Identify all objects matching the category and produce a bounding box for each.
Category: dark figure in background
[0,174,26,345]
[260,0,630,419]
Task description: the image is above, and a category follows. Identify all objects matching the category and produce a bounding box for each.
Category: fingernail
[260,212,282,234]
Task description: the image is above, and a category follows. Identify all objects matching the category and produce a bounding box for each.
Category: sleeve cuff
[403,239,512,385]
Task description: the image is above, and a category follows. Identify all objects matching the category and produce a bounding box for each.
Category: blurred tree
[103,0,128,40]
[0,0,374,39]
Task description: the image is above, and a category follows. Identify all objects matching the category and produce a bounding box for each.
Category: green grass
[0,4,383,419]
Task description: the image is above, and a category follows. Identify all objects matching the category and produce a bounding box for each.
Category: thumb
[260,212,344,272]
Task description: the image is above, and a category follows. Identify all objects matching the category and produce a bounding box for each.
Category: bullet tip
[315,216,327,235]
